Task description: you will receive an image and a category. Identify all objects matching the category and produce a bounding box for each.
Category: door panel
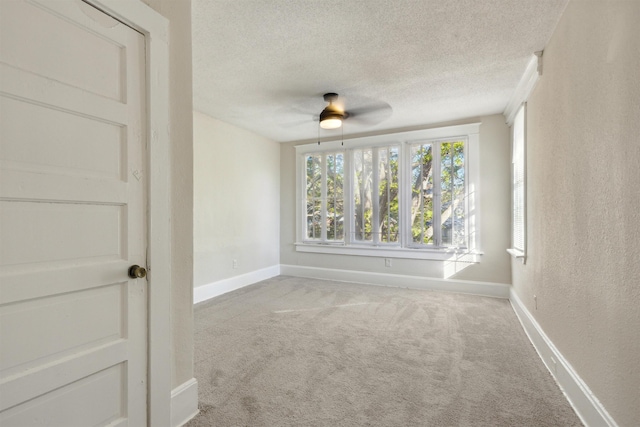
[1,364,127,427]
[1,96,124,180]
[1,283,125,374]
[1,202,125,265]
[1,0,125,101]
[0,0,147,425]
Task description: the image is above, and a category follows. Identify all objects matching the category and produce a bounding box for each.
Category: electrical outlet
[385,258,392,267]
[233,259,238,269]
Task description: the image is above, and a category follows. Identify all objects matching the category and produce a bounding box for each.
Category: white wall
[193,111,280,288]
[280,114,512,285]
[512,1,640,425]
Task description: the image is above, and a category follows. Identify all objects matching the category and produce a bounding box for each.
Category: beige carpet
[186,276,581,426]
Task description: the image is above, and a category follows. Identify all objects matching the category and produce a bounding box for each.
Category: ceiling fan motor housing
[323,92,339,103]
[319,93,348,129]
[320,104,344,121]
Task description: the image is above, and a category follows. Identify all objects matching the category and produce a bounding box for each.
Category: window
[504,52,540,261]
[409,140,466,248]
[304,151,344,242]
[352,145,400,244]
[297,124,481,261]
[509,105,526,259]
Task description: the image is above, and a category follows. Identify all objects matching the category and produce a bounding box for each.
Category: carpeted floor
[186,276,582,426]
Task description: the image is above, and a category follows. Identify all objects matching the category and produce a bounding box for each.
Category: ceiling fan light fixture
[319,115,343,129]
[319,94,346,129]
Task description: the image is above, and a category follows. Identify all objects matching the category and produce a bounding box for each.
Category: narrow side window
[512,106,526,255]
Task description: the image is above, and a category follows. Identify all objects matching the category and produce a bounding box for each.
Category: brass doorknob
[128,265,147,279]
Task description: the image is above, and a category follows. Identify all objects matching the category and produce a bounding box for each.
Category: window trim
[303,151,345,243]
[504,53,540,264]
[402,137,470,249]
[295,123,482,261]
[508,104,527,263]
[350,144,401,245]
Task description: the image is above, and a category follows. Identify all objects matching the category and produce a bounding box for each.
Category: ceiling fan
[315,92,392,130]
[276,92,392,133]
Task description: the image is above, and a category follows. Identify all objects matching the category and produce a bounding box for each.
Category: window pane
[334,153,344,199]
[440,143,453,246]
[334,154,344,240]
[327,154,336,240]
[440,141,465,247]
[306,155,321,198]
[327,153,344,240]
[513,177,524,249]
[452,141,466,246]
[513,107,525,251]
[306,200,322,239]
[353,149,373,242]
[334,198,344,240]
[327,197,336,240]
[326,153,344,242]
[304,152,344,242]
[410,144,433,245]
[378,147,399,243]
[305,154,322,240]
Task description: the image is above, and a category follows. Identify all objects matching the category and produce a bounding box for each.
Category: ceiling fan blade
[347,101,393,125]
[279,118,316,128]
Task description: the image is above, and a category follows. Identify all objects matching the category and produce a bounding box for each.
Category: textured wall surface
[141,0,194,389]
[511,1,640,425]
[280,114,512,285]
[193,112,280,287]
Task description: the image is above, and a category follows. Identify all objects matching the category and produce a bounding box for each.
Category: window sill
[295,243,483,262]
[507,248,526,264]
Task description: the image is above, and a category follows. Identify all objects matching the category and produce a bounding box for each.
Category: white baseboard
[194,265,281,304]
[509,290,618,427]
[171,378,198,427]
[280,264,510,299]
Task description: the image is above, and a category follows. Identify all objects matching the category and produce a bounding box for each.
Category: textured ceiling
[192,0,568,143]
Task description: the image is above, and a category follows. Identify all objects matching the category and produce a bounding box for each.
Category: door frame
[81,1,172,425]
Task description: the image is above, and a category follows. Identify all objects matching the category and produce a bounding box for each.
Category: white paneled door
[0,0,147,425]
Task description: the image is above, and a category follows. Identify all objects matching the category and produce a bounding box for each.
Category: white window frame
[504,52,541,263]
[403,137,469,250]
[295,123,481,262]
[350,144,401,246]
[507,104,527,262]
[303,151,345,243]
